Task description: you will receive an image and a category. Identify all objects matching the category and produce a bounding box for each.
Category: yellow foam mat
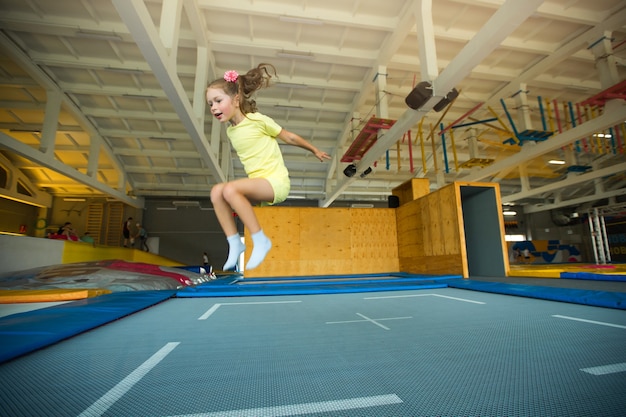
[509,264,626,279]
[0,288,111,303]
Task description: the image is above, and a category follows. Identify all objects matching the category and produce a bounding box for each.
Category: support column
[589,31,621,114]
[468,127,480,160]
[518,164,530,192]
[210,117,221,156]
[39,90,62,155]
[415,0,438,83]
[513,83,532,131]
[193,46,209,121]
[375,66,389,118]
[589,31,619,88]
[86,136,100,177]
[159,0,183,68]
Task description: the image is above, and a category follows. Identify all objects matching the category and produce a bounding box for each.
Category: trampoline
[1,273,626,416]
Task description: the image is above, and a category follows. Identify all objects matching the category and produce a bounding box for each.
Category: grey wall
[142,199,243,267]
[461,186,507,277]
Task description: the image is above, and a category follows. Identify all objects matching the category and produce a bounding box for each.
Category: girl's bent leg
[220,178,276,270]
[211,183,238,236]
[211,183,244,270]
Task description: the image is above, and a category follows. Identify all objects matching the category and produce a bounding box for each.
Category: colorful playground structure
[341,79,625,177]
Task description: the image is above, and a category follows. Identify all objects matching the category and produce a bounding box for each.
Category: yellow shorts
[265,175,290,205]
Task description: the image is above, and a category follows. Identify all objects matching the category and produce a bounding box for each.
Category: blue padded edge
[176,274,459,297]
[0,290,176,364]
[235,276,457,287]
[560,272,626,282]
[177,282,448,297]
[238,272,435,281]
[448,279,626,310]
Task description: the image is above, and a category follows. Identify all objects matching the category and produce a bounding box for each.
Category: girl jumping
[206,63,331,271]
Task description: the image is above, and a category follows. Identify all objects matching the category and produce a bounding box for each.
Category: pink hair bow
[224,70,239,83]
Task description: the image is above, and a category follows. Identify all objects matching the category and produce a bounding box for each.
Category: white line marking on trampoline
[356,313,391,330]
[78,342,179,417]
[199,304,221,320]
[199,301,301,320]
[552,315,626,329]
[580,362,626,376]
[168,393,403,417]
[364,293,485,304]
[326,314,412,330]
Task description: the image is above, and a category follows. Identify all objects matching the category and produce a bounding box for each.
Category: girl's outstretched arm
[277,129,331,162]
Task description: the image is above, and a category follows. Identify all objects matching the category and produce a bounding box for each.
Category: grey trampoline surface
[1,287,625,417]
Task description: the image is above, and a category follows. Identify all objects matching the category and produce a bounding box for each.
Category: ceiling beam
[463,102,626,182]
[483,6,626,107]
[502,161,626,204]
[524,187,626,214]
[112,0,225,184]
[0,30,132,198]
[325,0,421,189]
[0,132,143,207]
[321,0,545,207]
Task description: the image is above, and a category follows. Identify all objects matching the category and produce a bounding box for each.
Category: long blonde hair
[208,63,277,114]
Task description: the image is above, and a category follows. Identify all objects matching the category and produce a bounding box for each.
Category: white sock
[246,230,272,270]
[223,234,245,271]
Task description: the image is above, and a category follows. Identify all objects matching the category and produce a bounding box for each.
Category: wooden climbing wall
[396,183,467,276]
[244,207,399,277]
[391,178,430,206]
[244,181,507,279]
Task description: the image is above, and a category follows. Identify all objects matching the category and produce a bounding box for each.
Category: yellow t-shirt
[227,113,289,180]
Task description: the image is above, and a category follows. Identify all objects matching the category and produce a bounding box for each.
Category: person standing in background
[122,217,133,247]
[135,223,149,252]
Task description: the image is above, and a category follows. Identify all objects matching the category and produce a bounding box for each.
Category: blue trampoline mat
[448,279,626,310]
[3,273,626,365]
[0,290,175,364]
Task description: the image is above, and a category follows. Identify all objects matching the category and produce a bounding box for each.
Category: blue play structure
[500,98,553,145]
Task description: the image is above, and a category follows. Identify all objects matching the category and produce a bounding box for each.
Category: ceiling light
[548,159,566,165]
[276,50,315,60]
[279,16,324,25]
[502,210,517,216]
[9,128,41,133]
[75,30,122,42]
[172,200,199,206]
[565,85,590,91]
[105,67,144,75]
[148,136,177,141]
[123,93,157,99]
[274,104,303,111]
[593,133,612,138]
[274,82,308,89]
[63,198,86,202]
